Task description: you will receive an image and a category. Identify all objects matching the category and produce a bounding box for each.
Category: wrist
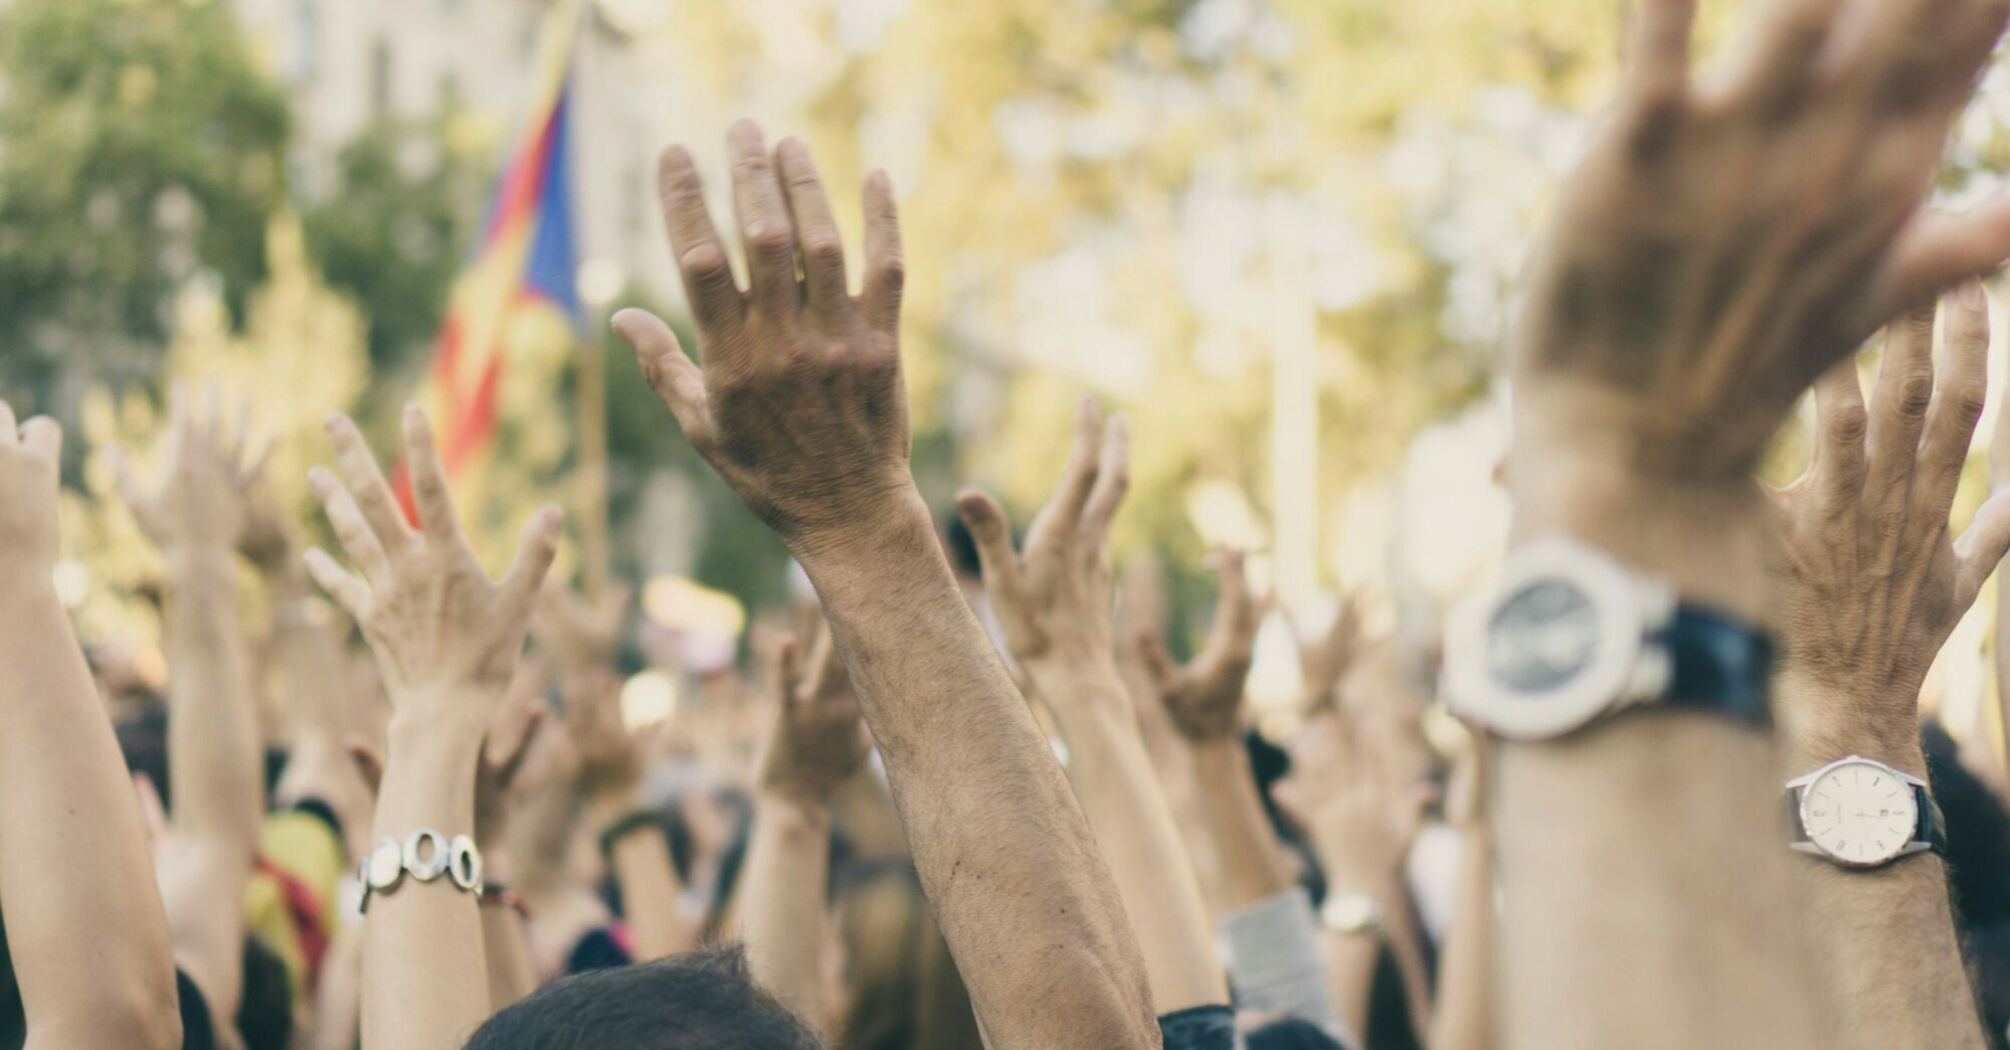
[165,543,237,580]
[1508,436,1769,623]
[1022,658,1130,716]
[755,790,832,834]
[1774,670,1927,776]
[786,484,934,579]
[387,697,495,750]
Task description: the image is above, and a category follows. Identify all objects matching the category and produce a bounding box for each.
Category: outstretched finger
[1811,358,1868,510]
[1955,488,2010,603]
[1617,0,1696,152]
[303,547,372,622]
[1205,550,1257,658]
[401,406,461,541]
[1916,284,1992,525]
[858,171,905,335]
[726,120,801,320]
[1081,413,1131,540]
[657,146,747,338]
[955,488,1024,601]
[308,467,392,586]
[498,506,565,625]
[324,414,414,552]
[775,138,851,319]
[1864,304,1939,500]
[1025,397,1103,547]
[1871,199,2010,331]
[1133,631,1180,693]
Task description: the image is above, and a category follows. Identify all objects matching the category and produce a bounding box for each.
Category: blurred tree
[0,0,290,407]
[301,114,489,378]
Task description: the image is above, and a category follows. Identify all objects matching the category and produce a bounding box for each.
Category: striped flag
[400,0,585,516]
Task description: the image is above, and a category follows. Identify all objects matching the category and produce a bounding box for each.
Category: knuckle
[743,224,794,259]
[1894,373,1936,419]
[678,243,733,286]
[872,251,906,291]
[1827,403,1869,446]
[800,234,844,268]
[1948,384,1989,428]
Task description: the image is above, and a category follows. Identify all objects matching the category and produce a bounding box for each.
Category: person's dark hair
[1246,1016,1349,1050]
[942,514,981,580]
[465,946,821,1050]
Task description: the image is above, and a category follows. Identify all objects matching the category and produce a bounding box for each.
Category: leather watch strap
[1652,606,1773,725]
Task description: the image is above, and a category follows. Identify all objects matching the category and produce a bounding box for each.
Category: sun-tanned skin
[0,407,181,1050]
[303,408,561,1050]
[1769,289,2010,1050]
[1498,0,2010,1046]
[614,122,1161,1048]
[958,399,1227,1016]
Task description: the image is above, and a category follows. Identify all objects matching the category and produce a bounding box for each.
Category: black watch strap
[1650,606,1773,725]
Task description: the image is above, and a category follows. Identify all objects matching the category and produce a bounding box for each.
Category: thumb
[1133,630,1180,692]
[19,417,61,468]
[612,309,710,437]
[1957,487,2010,602]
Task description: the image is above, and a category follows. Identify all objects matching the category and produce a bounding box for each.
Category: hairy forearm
[1432,827,1495,1050]
[1496,715,1820,1050]
[1777,678,1987,1050]
[740,793,836,1031]
[0,578,181,1049]
[795,495,1160,1048]
[1037,664,1225,1014]
[1189,738,1296,913]
[365,715,489,1050]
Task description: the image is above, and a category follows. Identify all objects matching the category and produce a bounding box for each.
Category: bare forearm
[1778,683,1987,1050]
[480,896,538,1013]
[1189,738,1296,913]
[1496,715,1819,1050]
[0,579,181,1048]
[166,547,264,846]
[796,498,1159,1048]
[740,794,836,1031]
[366,717,489,1050]
[1039,665,1225,1013]
[607,822,695,963]
[1432,828,1495,1050]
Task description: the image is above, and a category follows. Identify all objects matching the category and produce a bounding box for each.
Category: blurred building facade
[226,0,684,315]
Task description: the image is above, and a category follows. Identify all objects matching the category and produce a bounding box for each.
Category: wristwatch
[1444,536,1772,741]
[1318,892,1385,937]
[358,829,483,912]
[1786,755,1944,868]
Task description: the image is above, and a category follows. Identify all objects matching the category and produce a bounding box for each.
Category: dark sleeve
[175,968,216,1050]
[565,926,633,975]
[1160,1004,1237,1050]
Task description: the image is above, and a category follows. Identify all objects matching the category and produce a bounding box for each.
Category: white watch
[1786,756,1942,868]
[1444,536,1771,741]
[1319,892,1385,937]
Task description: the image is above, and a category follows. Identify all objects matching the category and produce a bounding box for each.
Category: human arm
[1431,741,1494,1050]
[1492,0,2010,1045]
[1767,290,2005,1050]
[957,400,1226,1015]
[1272,713,1430,1041]
[613,122,1159,1047]
[475,669,546,1013]
[116,384,270,1024]
[303,409,560,1050]
[0,409,182,1049]
[738,623,869,1032]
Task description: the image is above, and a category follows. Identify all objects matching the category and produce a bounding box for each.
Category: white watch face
[1801,761,1920,866]
[1487,579,1601,694]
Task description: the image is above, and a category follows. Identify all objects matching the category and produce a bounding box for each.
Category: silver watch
[1318,892,1385,937]
[1786,756,1941,868]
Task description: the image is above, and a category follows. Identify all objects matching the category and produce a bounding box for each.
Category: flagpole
[577,331,611,601]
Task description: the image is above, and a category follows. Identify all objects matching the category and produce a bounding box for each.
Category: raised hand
[1770,286,2010,763]
[533,580,632,677]
[0,402,62,580]
[562,666,647,799]
[1289,593,1363,714]
[1273,713,1433,892]
[613,120,911,553]
[756,621,870,807]
[1135,550,1260,742]
[303,407,561,728]
[955,397,1129,681]
[475,663,549,849]
[115,380,271,557]
[1511,0,2010,615]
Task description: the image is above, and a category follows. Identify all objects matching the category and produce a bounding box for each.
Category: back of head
[464,946,821,1050]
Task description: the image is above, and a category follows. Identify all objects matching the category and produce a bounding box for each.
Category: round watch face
[1801,761,1920,866]
[1486,579,1600,694]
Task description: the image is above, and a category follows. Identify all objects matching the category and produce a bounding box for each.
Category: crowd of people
[8,0,2010,1047]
